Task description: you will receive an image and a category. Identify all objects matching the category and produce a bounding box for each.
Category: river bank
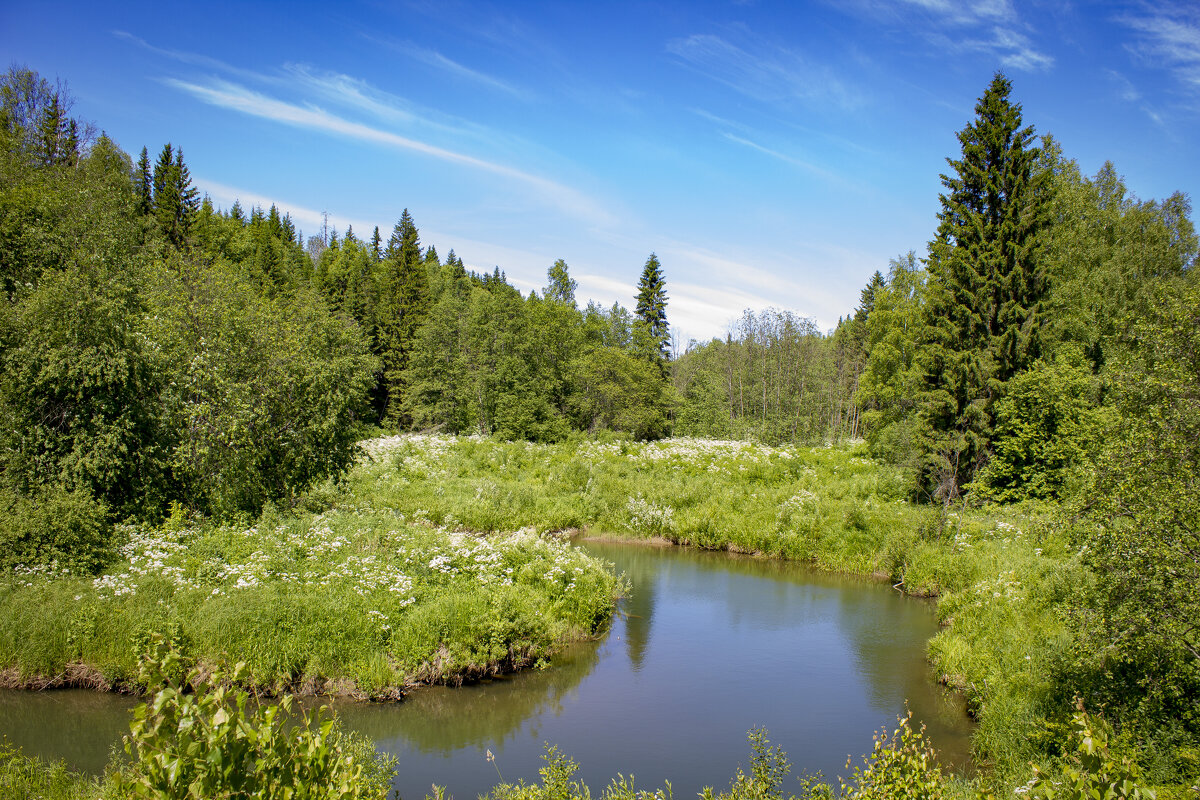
[3,537,975,800]
[0,434,1095,793]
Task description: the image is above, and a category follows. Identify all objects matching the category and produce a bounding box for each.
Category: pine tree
[35,92,77,166]
[173,147,199,231]
[917,73,1049,502]
[854,271,885,325]
[149,143,199,248]
[635,253,669,361]
[370,226,382,262]
[152,144,178,242]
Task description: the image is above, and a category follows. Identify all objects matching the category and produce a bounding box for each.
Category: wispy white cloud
[895,0,1013,27]
[279,64,500,143]
[690,107,755,135]
[1122,4,1200,96]
[112,30,266,83]
[1107,68,1142,102]
[163,77,613,226]
[378,39,533,100]
[988,27,1054,71]
[666,32,862,110]
[722,133,843,183]
[835,0,1052,72]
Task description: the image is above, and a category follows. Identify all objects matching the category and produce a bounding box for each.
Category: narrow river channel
[0,539,973,799]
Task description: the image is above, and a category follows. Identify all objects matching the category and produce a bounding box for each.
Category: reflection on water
[0,539,972,800]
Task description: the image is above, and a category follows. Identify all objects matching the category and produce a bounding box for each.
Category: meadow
[0,433,1160,796]
[0,435,623,698]
[339,434,1082,785]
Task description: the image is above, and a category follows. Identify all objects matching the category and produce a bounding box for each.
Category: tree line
[3,61,1199,784]
[0,66,675,562]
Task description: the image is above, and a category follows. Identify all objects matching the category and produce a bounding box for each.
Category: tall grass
[0,436,623,696]
[332,435,1091,791]
[0,433,1128,792]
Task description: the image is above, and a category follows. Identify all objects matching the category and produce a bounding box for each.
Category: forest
[1,64,1199,799]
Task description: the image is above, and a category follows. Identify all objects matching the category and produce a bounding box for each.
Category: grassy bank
[0,436,622,698]
[313,435,1114,790]
[0,433,1179,793]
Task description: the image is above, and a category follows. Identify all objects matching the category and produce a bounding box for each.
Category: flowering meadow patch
[2,433,1080,793]
[0,436,622,695]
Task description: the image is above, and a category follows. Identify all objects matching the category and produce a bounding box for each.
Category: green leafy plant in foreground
[477,717,948,800]
[114,635,394,799]
[1024,702,1154,800]
[0,738,103,800]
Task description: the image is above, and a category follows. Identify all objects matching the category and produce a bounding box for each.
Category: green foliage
[0,442,622,694]
[0,266,167,518]
[701,729,796,800]
[856,253,927,465]
[483,723,948,800]
[1072,274,1200,742]
[545,259,578,307]
[114,635,394,799]
[0,739,102,800]
[1038,144,1197,368]
[635,253,669,363]
[150,144,199,248]
[1028,704,1154,800]
[569,345,672,440]
[973,351,1106,502]
[840,712,946,800]
[144,255,378,516]
[0,484,112,573]
[672,308,855,446]
[916,72,1049,502]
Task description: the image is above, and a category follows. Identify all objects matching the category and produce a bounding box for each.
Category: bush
[1026,703,1153,800]
[114,635,395,799]
[0,484,112,573]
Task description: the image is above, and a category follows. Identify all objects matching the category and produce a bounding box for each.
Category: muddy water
[0,539,972,799]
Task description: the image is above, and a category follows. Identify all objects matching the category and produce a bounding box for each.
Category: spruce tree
[151,143,175,224]
[150,143,199,248]
[370,226,382,262]
[635,253,669,361]
[135,146,152,217]
[917,73,1049,502]
[379,209,430,425]
[35,92,77,166]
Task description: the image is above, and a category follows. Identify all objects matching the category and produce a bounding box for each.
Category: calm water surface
[0,539,972,799]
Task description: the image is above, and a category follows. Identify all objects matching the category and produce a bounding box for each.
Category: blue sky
[3,1,1198,345]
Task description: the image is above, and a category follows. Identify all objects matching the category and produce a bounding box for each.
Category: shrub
[114,635,395,799]
[1026,702,1154,800]
[0,484,112,573]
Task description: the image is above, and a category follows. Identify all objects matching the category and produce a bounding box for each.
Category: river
[0,538,972,799]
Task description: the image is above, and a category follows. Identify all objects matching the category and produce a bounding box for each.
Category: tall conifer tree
[379,209,430,425]
[134,146,152,217]
[917,73,1049,502]
[635,253,669,361]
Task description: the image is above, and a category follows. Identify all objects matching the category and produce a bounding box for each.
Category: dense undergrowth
[2,434,1192,796]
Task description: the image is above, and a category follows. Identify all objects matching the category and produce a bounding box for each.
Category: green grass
[318,435,1099,792]
[3,433,1184,795]
[0,437,623,696]
[0,739,104,800]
